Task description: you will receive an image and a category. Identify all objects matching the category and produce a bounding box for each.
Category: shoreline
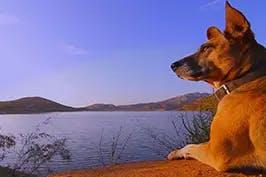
[0,110,196,115]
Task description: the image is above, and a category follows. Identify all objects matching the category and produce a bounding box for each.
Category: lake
[0,111,196,175]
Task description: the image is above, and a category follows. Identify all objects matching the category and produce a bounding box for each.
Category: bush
[97,127,133,166]
[0,118,71,177]
[181,111,213,145]
[0,132,16,161]
[145,111,214,157]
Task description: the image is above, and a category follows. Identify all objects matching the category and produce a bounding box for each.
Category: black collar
[214,70,266,101]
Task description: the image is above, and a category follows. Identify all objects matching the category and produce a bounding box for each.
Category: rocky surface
[47,160,266,177]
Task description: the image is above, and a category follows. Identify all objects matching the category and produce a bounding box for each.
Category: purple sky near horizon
[0,0,265,107]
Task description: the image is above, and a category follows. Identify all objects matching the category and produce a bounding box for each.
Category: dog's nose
[171,61,182,71]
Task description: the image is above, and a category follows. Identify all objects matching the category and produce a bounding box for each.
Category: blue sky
[0,0,265,107]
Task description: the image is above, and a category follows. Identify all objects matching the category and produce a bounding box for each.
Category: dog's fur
[168,1,266,172]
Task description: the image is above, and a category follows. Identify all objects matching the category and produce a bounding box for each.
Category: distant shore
[0,92,216,114]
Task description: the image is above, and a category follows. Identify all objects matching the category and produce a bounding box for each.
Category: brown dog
[168,1,266,172]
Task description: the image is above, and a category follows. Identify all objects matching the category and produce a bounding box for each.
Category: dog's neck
[213,69,266,101]
[212,42,266,101]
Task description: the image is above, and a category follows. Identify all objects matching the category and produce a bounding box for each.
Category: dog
[168,1,266,172]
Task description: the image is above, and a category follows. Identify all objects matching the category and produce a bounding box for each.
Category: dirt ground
[47,160,266,177]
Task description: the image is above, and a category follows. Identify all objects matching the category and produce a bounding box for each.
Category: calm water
[0,111,194,175]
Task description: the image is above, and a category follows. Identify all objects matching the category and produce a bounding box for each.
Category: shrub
[97,127,133,166]
[145,111,214,157]
[0,118,71,177]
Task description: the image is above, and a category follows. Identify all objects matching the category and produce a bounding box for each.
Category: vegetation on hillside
[181,94,218,112]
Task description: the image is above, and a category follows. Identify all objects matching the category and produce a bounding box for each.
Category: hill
[85,92,209,111]
[0,92,211,114]
[116,92,209,111]
[181,94,218,112]
[0,97,77,114]
[86,104,117,111]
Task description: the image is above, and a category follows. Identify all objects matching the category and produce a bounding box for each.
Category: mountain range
[0,92,213,114]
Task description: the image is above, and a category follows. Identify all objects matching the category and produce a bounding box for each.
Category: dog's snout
[171,61,182,72]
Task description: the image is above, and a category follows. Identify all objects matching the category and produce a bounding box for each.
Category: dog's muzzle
[171,61,182,72]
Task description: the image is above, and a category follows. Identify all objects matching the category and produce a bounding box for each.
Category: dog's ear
[207,26,223,40]
[224,1,251,39]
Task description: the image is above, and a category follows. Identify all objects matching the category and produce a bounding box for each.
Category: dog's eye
[202,46,210,52]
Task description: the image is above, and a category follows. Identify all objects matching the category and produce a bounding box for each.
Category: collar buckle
[219,84,231,94]
[214,84,231,101]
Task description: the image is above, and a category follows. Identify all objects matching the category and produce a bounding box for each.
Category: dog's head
[171,1,257,87]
